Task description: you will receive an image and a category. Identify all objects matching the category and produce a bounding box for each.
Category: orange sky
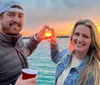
[21,21,100,36]
[1,0,100,36]
[21,21,75,36]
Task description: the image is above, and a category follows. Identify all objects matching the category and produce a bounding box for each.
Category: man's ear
[0,16,2,32]
[0,16,2,24]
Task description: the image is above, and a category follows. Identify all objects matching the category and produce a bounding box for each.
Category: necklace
[74,53,83,60]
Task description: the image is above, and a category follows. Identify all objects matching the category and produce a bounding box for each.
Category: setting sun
[44,32,52,37]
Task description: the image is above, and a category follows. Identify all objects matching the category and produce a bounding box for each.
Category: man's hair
[11,5,23,10]
[0,12,4,17]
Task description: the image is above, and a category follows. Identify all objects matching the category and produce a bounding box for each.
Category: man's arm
[23,25,51,56]
[24,34,41,56]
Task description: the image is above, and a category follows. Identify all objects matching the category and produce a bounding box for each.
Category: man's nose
[13,16,20,22]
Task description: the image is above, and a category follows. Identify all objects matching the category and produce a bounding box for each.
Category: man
[0,1,49,85]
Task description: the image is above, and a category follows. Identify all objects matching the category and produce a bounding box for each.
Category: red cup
[22,69,37,80]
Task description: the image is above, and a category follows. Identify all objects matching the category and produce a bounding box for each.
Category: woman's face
[72,24,91,52]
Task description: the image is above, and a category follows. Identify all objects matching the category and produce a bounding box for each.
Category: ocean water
[27,38,69,85]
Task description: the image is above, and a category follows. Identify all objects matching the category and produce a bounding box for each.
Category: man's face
[0,11,24,35]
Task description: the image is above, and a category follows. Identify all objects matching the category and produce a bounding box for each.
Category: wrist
[33,33,41,41]
[50,40,58,45]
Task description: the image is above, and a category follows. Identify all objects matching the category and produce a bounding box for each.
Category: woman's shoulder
[57,48,71,65]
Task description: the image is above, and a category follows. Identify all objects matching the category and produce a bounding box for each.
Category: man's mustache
[9,21,21,27]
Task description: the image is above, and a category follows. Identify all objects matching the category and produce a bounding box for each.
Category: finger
[48,39,51,42]
[27,77,37,83]
[51,28,56,37]
[44,25,51,30]
[40,25,50,33]
[28,83,36,85]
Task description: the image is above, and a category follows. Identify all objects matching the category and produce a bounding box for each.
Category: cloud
[19,0,99,29]
[0,0,100,31]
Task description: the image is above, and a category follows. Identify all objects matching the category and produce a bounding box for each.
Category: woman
[49,19,100,85]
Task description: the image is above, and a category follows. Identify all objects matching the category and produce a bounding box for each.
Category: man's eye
[19,15,23,18]
[8,13,14,17]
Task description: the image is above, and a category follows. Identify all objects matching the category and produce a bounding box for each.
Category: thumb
[27,77,37,83]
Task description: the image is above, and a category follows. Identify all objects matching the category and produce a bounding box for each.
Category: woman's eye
[83,35,89,38]
[74,33,79,36]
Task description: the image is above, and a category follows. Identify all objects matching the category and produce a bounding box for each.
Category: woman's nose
[77,35,83,42]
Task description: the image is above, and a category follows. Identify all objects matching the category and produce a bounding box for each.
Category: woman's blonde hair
[68,19,100,85]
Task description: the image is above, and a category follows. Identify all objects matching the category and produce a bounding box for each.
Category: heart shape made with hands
[44,29,52,37]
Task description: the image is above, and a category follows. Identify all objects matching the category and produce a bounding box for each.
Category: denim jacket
[50,44,94,85]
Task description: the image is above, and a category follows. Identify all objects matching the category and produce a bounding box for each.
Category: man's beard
[1,21,22,35]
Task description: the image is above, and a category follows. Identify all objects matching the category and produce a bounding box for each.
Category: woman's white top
[57,56,82,85]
